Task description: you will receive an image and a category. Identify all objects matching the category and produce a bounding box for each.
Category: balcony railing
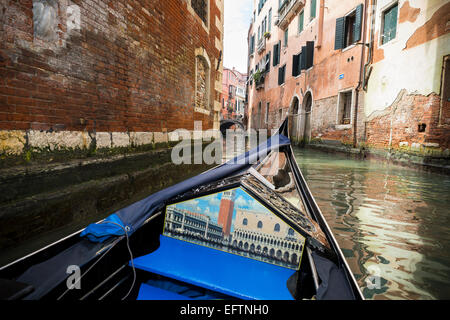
[257,37,266,54]
[276,0,305,30]
[255,74,265,90]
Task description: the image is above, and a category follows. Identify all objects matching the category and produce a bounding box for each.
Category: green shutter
[273,43,279,66]
[334,17,345,50]
[277,40,281,64]
[353,4,363,43]
[382,4,398,44]
[299,11,304,33]
[310,0,317,19]
[306,41,314,69]
[278,66,282,85]
[292,54,300,77]
[300,46,307,70]
[269,9,272,32]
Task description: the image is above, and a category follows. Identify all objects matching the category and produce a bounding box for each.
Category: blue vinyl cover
[137,283,193,300]
[131,235,295,300]
[80,134,290,243]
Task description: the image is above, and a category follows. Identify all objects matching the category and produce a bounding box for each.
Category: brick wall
[365,90,449,151]
[0,0,223,155]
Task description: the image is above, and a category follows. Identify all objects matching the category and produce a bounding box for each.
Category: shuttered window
[334,17,345,50]
[300,46,307,70]
[334,4,363,50]
[353,4,363,43]
[305,41,314,69]
[273,41,281,66]
[310,0,317,20]
[250,35,255,54]
[382,3,398,44]
[265,52,271,72]
[298,10,304,33]
[284,28,289,47]
[292,53,300,77]
[278,64,286,85]
[268,8,272,32]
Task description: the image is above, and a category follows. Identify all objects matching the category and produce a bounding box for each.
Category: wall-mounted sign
[339,74,344,80]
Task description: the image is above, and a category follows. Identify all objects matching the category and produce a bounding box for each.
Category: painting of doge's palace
[163,187,305,270]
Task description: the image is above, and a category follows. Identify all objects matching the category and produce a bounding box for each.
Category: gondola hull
[0,118,364,300]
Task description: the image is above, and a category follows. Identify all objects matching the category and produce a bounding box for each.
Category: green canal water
[293,147,450,300]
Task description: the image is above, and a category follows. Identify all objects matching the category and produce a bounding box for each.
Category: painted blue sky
[174,188,270,232]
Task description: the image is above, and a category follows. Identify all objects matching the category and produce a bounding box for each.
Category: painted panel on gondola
[163,187,306,270]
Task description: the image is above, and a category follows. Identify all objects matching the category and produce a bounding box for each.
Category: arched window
[274,223,280,232]
[288,228,294,236]
[243,218,248,225]
[257,221,263,229]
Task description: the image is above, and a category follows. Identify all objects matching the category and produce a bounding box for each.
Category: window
[338,90,353,125]
[288,228,294,236]
[278,64,286,85]
[310,0,317,20]
[283,27,288,47]
[268,8,272,32]
[191,0,207,25]
[382,3,398,45]
[265,102,269,123]
[279,109,283,123]
[195,54,210,110]
[249,34,255,55]
[257,221,263,229]
[273,41,281,66]
[334,4,363,50]
[298,10,304,33]
[274,223,280,232]
[292,52,301,77]
[344,11,356,48]
[300,41,314,70]
[264,52,270,73]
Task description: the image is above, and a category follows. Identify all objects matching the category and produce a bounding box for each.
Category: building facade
[221,67,247,119]
[0,0,225,157]
[247,0,450,164]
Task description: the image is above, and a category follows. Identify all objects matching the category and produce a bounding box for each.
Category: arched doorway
[289,96,300,142]
[302,91,312,143]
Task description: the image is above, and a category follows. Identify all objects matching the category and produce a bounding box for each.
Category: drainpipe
[316,0,325,49]
[353,0,370,148]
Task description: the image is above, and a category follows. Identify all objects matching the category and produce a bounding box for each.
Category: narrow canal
[294,147,450,300]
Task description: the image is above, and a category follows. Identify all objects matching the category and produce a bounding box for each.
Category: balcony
[255,73,265,90]
[257,38,266,54]
[276,0,305,30]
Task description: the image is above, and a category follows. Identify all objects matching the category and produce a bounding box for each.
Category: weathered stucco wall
[365,0,450,151]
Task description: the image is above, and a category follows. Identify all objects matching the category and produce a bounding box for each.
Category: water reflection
[294,147,450,300]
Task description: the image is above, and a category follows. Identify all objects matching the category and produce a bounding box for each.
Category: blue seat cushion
[131,235,295,300]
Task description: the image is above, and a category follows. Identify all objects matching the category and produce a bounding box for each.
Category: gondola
[0,117,364,300]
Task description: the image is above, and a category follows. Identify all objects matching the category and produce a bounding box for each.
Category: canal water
[293,147,450,300]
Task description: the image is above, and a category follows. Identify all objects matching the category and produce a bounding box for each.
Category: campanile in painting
[218,190,236,237]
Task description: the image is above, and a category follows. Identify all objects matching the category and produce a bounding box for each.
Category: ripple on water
[294,147,450,300]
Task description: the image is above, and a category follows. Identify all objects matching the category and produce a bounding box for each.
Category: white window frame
[336,88,355,129]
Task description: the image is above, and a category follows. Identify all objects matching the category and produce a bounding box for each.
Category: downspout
[353,0,370,148]
[316,0,325,49]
